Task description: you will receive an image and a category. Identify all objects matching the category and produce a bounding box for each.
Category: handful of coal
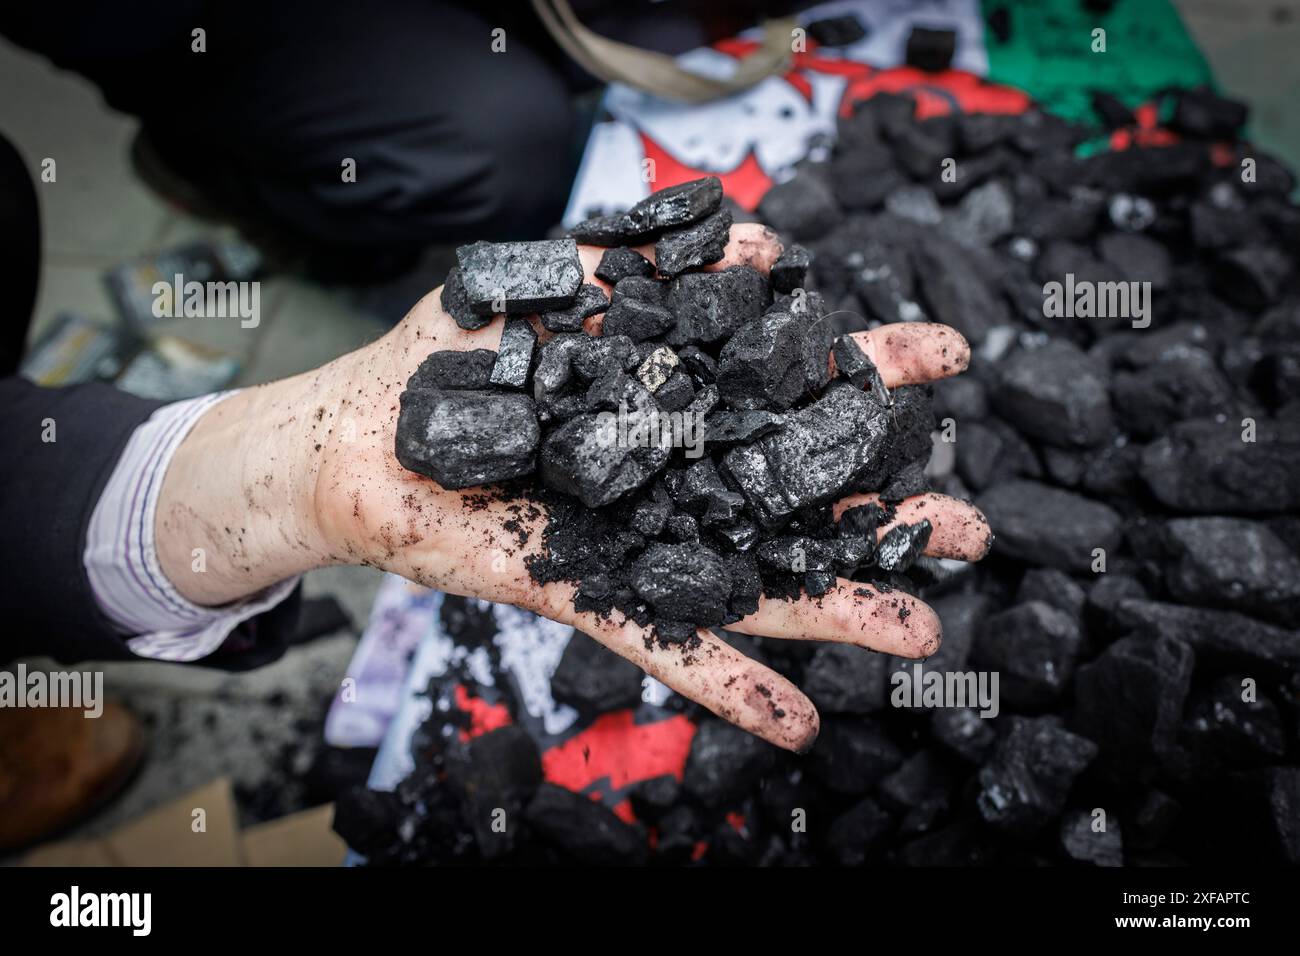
[395,177,937,643]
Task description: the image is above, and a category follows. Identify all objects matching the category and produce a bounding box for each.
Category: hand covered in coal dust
[159,224,991,752]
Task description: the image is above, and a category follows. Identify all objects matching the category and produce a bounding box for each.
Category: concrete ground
[2,0,1297,856]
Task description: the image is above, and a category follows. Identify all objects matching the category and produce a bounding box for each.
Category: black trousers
[3,0,718,261]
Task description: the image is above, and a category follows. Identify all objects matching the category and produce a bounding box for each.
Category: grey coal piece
[630,542,732,629]
[539,283,609,333]
[654,208,733,277]
[440,267,493,330]
[594,246,656,284]
[457,238,584,314]
[488,318,537,389]
[394,388,539,489]
[569,176,723,246]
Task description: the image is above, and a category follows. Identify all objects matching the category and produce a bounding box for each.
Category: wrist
[155,357,354,605]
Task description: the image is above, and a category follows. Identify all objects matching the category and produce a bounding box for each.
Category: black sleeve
[0,376,299,669]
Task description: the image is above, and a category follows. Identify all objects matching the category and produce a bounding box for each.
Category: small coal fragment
[1016,567,1087,620]
[668,266,771,345]
[1181,673,1286,773]
[457,238,583,314]
[630,543,732,628]
[539,283,609,333]
[803,644,889,714]
[636,345,680,392]
[973,602,1082,709]
[395,388,539,489]
[627,176,724,236]
[880,750,954,837]
[758,173,842,242]
[826,799,892,866]
[488,318,537,389]
[654,208,733,277]
[975,716,1097,837]
[717,311,808,411]
[977,480,1121,573]
[524,783,648,865]
[540,385,670,507]
[1113,599,1300,673]
[447,726,543,860]
[683,719,775,807]
[628,775,680,824]
[594,247,656,284]
[874,520,932,572]
[770,243,811,293]
[1140,418,1300,514]
[807,14,867,47]
[704,409,785,448]
[1073,634,1195,784]
[831,333,889,403]
[602,290,675,342]
[905,26,956,72]
[550,629,645,714]
[931,708,996,764]
[408,349,496,391]
[807,719,903,795]
[993,341,1112,448]
[440,267,492,330]
[1059,810,1123,866]
[1162,516,1300,625]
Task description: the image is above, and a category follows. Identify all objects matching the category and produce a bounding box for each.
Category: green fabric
[981,0,1213,124]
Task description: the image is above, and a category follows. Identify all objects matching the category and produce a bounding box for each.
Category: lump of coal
[408,349,496,391]
[717,311,808,411]
[993,341,1112,448]
[977,480,1121,573]
[758,173,842,242]
[594,246,655,284]
[1140,418,1300,514]
[395,389,539,489]
[1059,810,1123,866]
[550,629,645,714]
[683,718,775,807]
[807,14,867,47]
[539,387,670,507]
[668,266,771,345]
[976,716,1097,837]
[602,284,675,342]
[655,208,732,277]
[905,26,956,72]
[973,602,1082,709]
[524,783,648,865]
[440,267,492,330]
[1162,516,1300,625]
[457,238,583,314]
[1073,633,1195,785]
[832,334,889,403]
[874,520,932,572]
[630,543,731,628]
[807,719,903,795]
[539,283,609,333]
[770,243,811,293]
[803,644,888,714]
[489,318,536,389]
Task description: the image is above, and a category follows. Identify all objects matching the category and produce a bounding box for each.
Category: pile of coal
[396,175,938,644]
[358,86,1300,867]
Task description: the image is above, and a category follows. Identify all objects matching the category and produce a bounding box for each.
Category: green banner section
[981,0,1213,123]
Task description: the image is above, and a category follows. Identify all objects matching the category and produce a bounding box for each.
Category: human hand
[157,224,991,751]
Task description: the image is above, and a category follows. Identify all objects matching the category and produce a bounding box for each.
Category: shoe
[0,699,147,850]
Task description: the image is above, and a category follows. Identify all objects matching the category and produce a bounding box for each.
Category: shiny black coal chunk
[630,542,731,627]
[668,266,771,346]
[486,318,537,389]
[550,629,645,714]
[993,341,1112,448]
[539,283,609,333]
[758,173,842,242]
[395,388,539,489]
[654,208,732,277]
[601,286,675,342]
[594,246,656,284]
[408,348,496,391]
[769,243,810,293]
[440,267,492,330]
[457,238,583,314]
[973,602,1082,709]
[874,520,932,572]
[975,716,1097,837]
[717,311,808,411]
[524,783,648,865]
[977,480,1121,573]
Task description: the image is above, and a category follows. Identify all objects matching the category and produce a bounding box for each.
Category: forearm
[155,360,349,605]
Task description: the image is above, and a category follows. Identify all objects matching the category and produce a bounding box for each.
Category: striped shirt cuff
[84,391,300,662]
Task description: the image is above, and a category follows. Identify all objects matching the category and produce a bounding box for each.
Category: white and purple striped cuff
[84,391,299,662]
